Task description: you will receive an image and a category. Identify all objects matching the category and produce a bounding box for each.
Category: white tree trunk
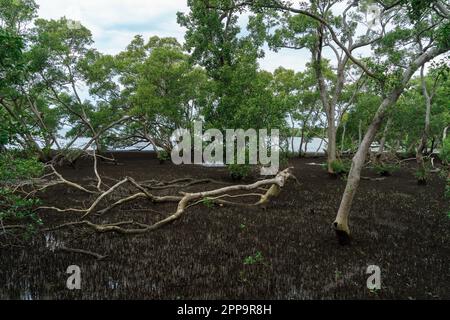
[333,92,402,243]
[416,65,432,173]
[333,47,446,244]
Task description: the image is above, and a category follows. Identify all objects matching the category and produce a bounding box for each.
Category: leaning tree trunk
[332,46,446,244]
[333,90,403,244]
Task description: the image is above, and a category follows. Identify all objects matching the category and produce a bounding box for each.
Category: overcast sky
[35,0,311,72]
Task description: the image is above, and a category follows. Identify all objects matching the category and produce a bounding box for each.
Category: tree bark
[327,114,337,171]
[312,25,343,174]
[299,127,305,157]
[376,117,391,164]
[340,121,347,155]
[416,65,433,175]
[333,47,447,244]
[333,90,403,243]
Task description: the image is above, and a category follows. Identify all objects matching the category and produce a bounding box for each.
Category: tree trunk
[340,122,347,155]
[333,91,402,244]
[327,114,337,174]
[332,46,446,244]
[358,119,362,147]
[290,115,295,156]
[376,117,391,164]
[312,25,342,175]
[299,127,305,158]
[416,66,432,176]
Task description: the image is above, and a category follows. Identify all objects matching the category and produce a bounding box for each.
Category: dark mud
[1,152,449,299]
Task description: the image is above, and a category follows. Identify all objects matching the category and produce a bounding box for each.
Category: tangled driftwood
[21,166,297,236]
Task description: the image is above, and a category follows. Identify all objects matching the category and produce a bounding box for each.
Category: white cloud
[35,0,309,71]
[36,0,188,53]
[260,48,310,73]
[36,0,187,26]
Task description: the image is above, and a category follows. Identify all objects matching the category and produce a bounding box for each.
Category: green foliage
[0,152,44,181]
[0,0,38,31]
[178,0,289,140]
[330,160,351,176]
[0,27,24,88]
[201,197,215,209]
[243,251,264,266]
[157,150,171,162]
[228,164,253,181]
[415,166,430,182]
[442,136,450,165]
[0,151,43,232]
[0,187,42,230]
[373,163,399,177]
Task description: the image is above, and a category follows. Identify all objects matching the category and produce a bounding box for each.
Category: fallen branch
[58,246,108,260]
[32,165,98,196]
[361,176,387,181]
[81,178,129,218]
[43,220,136,232]
[46,168,296,235]
[142,178,230,190]
[37,206,87,213]
[97,193,148,215]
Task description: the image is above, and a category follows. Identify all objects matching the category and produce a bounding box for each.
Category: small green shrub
[415,166,430,184]
[330,160,351,176]
[201,197,215,208]
[157,150,171,163]
[228,164,252,181]
[373,163,399,177]
[243,251,264,265]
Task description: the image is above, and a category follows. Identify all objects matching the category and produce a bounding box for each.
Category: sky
[35,0,311,72]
